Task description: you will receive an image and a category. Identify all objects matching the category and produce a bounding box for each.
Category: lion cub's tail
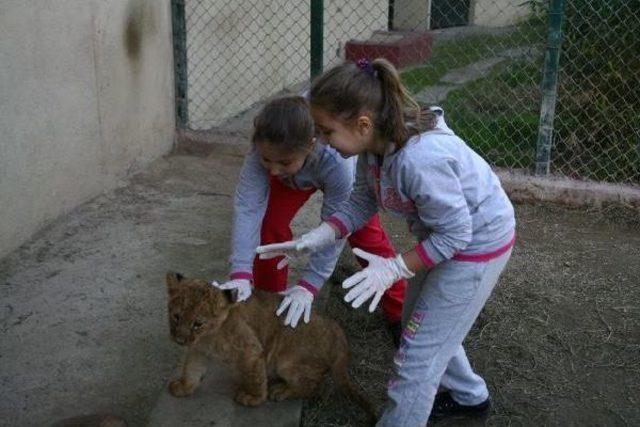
[330,326,378,425]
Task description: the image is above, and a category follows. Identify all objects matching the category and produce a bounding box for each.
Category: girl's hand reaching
[342,249,415,312]
[256,222,338,268]
[213,278,252,302]
[276,285,314,328]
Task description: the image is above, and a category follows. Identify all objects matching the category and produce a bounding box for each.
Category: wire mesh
[176,0,639,185]
[552,0,640,183]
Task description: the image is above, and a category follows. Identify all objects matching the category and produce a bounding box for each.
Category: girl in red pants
[216,96,405,344]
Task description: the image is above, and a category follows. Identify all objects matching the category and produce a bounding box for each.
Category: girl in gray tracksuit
[219,96,407,334]
[256,58,516,425]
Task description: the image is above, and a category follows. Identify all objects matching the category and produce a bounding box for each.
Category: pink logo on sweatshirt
[368,164,381,179]
[382,187,416,213]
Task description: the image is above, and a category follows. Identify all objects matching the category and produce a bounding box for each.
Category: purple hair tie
[357,58,376,77]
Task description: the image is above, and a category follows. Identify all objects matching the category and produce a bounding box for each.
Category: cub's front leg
[169,349,209,397]
[234,352,268,406]
[233,330,268,407]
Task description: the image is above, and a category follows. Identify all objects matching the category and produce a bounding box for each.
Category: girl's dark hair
[252,96,315,152]
[309,58,436,150]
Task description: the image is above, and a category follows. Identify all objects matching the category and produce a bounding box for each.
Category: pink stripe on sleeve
[327,216,349,238]
[414,244,436,268]
[230,271,253,282]
[297,279,319,296]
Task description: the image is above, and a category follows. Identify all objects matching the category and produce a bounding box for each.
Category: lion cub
[166,272,376,422]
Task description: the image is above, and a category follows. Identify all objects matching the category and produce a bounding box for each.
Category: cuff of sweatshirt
[327,215,351,239]
[299,269,325,294]
[414,239,447,268]
[229,271,253,282]
[297,279,320,297]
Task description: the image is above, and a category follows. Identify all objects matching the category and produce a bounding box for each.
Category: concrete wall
[185,0,387,129]
[393,0,530,30]
[394,0,431,30]
[471,0,530,27]
[0,0,175,259]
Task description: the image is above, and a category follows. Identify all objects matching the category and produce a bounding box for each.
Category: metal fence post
[535,0,565,175]
[171,0,189,128]
[388,0,395,30]
[310,0,324,79]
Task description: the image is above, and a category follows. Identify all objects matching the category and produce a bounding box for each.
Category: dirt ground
[1,143,638,426]
[303,204,640,427]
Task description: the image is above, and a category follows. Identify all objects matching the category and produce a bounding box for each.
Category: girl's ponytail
[372,58,436,149]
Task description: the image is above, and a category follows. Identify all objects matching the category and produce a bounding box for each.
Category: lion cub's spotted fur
[166,272,376,422]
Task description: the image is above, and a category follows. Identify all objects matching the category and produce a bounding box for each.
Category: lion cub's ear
[222,289,236,304]
[208,285,237,306]
[166,271,185,293]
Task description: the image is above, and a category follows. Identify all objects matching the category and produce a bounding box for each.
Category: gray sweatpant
[377,249,512,426]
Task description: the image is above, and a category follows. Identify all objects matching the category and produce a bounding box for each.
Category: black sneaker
[428,391,490,424]
[388,321,402,348]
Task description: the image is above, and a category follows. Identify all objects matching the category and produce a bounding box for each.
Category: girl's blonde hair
[309,58,436,150]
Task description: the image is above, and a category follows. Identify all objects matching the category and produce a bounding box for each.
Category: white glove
[342,248,415,312]
[255,222,337,269]
[212,278,252,302]
[276,285,314,328]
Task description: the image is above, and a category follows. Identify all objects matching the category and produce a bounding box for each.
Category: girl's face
[255,140,311,178]
[311,107,375,158]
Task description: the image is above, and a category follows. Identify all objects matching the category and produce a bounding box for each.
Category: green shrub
[553,0,640,182]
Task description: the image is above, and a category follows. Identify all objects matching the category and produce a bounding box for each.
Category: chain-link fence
[172,0,640,185]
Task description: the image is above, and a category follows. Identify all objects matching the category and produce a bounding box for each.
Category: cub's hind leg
[269,360,327,401]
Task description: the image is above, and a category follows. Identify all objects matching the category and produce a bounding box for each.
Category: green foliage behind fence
[553,0,640,183]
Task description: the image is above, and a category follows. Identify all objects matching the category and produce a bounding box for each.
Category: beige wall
[471,0,530,26]
[393,0,431,30]
[0,0,175,258]
[185,0,388,129]
[323,1,389,69]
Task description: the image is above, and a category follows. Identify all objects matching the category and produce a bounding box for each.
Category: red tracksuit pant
[252,176,406,322]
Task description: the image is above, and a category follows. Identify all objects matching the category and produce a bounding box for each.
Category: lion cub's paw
[234,390,267,407]
[268,383,292,401]
[169,379,197,397]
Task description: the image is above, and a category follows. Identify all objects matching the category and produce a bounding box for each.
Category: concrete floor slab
[0,143,318,427]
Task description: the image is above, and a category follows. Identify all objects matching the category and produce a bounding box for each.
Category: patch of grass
[441,59,543,168]
[401,20,544,93]
[399,7,639,184]
[397,20,547,170]
[434,54,639,182]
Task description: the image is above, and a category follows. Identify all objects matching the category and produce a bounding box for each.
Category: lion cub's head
[166,272,235,346]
